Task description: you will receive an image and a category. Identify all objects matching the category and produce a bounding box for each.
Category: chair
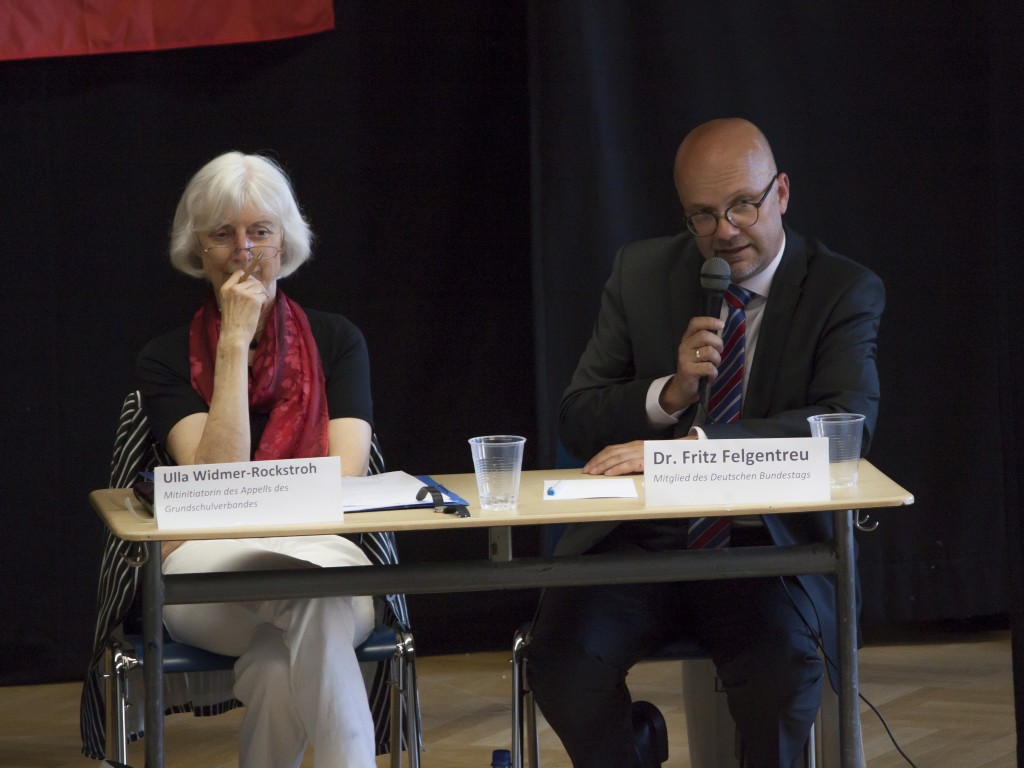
[510,445,835,767]
[81,391,421,767]
[511,624,824,768]
[107,623,418,767]
[512,624,708,768]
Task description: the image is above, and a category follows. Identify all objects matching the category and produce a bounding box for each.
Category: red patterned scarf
[189,290,329,459]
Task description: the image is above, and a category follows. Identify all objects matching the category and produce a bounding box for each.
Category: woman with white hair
[138,151,377,768]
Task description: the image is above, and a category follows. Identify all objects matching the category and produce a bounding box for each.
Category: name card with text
[154,456,343,530]
[644,438,830,507]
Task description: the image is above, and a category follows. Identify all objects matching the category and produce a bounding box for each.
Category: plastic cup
[807,413,865,488]
[468,435,526,510]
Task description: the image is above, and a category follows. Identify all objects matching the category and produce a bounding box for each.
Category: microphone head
[700,257,731,292]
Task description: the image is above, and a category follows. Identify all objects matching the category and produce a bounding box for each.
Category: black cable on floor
[779,576,919,768]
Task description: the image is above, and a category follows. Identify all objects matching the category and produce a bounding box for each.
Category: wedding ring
[695,348,701,362]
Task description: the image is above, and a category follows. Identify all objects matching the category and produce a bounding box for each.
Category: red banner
[0,0,334,62]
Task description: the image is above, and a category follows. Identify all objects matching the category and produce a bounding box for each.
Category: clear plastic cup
[807,413,865,488]
[468,435,526,510]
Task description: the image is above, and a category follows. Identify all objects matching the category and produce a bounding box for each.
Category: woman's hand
[217,270,270,349]
[166,271,268,467]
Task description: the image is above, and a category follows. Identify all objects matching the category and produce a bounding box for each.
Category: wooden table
[92,461,913,768]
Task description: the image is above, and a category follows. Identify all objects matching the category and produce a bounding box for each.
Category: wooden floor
[0,630,1013,767]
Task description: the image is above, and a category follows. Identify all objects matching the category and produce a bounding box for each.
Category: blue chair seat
[125,622,403,673]
[645,637,713,661]
[113,622,418,767]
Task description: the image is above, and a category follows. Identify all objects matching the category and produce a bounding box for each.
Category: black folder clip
[417,485,470,517]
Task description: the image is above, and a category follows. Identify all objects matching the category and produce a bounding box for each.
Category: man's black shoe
[631,700,669,767]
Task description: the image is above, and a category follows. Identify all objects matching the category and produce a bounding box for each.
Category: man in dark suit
[528,118,884,768]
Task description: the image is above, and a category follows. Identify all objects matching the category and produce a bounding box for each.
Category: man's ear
[776,172,791,215]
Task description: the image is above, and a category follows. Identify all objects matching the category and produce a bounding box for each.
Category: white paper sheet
[542,478,639,500]
[343,470,460,512]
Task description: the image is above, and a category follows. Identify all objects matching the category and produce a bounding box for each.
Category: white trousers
[163,536,376,768]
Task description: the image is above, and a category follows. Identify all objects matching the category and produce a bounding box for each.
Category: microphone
[697,257,731,405]
[700,256,731,318]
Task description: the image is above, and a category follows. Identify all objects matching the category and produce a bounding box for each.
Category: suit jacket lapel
[744,229,809,417]
[669,238,704,343]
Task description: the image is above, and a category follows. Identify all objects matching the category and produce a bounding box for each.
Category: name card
[154,456,343,530]
[644,438,830,507]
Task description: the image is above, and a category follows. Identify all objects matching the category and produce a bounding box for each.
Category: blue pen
[547,480,562,497]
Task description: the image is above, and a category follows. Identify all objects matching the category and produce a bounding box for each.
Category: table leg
[488,526,513,562]
[833,509,864,768]
[142,540,165,768]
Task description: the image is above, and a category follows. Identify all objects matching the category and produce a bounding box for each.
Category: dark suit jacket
[557,226,885,683]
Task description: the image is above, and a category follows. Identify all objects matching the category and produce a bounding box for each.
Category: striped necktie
[706,285,753,425]
[688,284,754,549]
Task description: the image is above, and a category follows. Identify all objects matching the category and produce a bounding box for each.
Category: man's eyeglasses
[202,245,283,260]
[684,173,779,237]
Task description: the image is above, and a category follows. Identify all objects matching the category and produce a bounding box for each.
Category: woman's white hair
[169,151,312,278]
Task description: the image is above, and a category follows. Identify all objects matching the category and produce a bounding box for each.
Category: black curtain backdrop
[992,3,1024,760]
[529,0,1014,634]
[0,2,537,684]
[1,6,1021,751]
